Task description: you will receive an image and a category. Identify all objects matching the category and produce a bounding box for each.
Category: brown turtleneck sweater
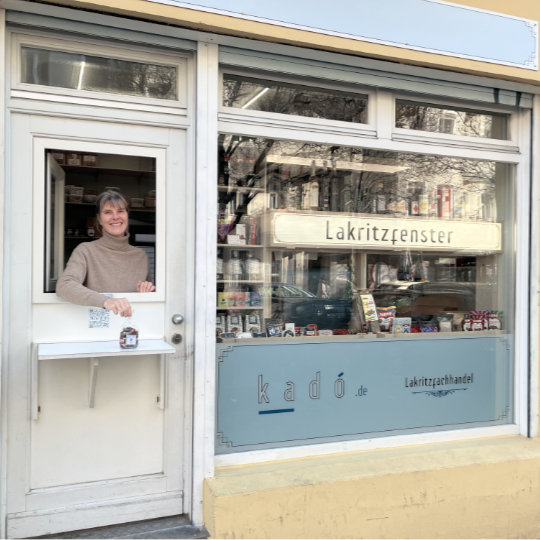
[56,231,152,308]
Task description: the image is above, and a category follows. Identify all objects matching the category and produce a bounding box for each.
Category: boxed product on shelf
[393,317,412,333]
[282,322,295,337]
[235,224,247,244]
[82,154,97,167]
[226,234,242,245]
[434,314,453,332]
[244,314,261,333]
[67,186,84,203]
[248,216,258,245]
[265,318,283,337]
[226,314,243,334]
[305,324,318,336]
[462,310,502,331]
[319,329,333,336]
[66,153,82,166]
[216,315,226,336]
[51,151,65,164]
[235,291,249,306]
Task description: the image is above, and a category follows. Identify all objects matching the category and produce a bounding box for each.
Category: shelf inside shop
[217,306,264,310]
[217,280,265,284]
[217,244,263,248]
[218,185,264,193]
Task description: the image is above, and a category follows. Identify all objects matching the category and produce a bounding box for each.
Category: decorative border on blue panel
[148,0,538,70]
[216,335,513,453]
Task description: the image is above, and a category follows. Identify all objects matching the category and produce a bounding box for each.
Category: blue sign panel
[151,0,538,69]
[216,335,512,453]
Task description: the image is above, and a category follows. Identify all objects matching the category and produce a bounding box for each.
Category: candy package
[377,305,396,332]
[265,318,283,337]
[470,310,489,331]
[435,314,454,333]
[393,317,411,334]
[226,315,243,334]
[420,321,438,332]
[244,314,261,333]
[216,315,226,337]
[119,320,139,349]
[488,310,503,330]
[305,324,319,336]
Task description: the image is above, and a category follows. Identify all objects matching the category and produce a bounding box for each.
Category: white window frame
[214,66,532,467]
[10,30,189,113]
[219,68,377,139]
[391,92,520,153]
[32,136,167,305]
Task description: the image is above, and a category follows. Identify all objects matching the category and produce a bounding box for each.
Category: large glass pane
[217,135,513,339]
[223,74,368,123]
[395,99,509,139]
[21,47,177,100]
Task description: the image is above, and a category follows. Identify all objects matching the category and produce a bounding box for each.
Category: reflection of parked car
[257,284,352,330]
[371,281,476,316]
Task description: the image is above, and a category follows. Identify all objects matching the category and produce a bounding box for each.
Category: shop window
[44,150,156,293]
[395,99,509,139]
[215,134,517,451]
[216,135,512,339]
[222,73,368,123]
[22,47,178,100]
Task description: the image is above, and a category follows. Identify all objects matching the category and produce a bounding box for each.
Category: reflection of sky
[148,0,537,68]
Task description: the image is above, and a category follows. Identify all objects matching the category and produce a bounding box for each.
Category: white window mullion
[192,40,219,527]
[374,90,394,140]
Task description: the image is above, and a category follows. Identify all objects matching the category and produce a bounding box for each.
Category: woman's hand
[103,297,133,317]
[137,280,156,293]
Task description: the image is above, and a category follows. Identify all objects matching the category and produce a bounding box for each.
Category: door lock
[171,314,184,325]
[171,333,183,344]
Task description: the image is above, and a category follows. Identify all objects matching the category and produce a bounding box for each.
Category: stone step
[35,515,209,539]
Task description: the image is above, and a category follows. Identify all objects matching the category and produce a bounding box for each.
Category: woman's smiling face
[98,201,128,237]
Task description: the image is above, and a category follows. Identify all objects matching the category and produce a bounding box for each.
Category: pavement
[34,515,209,539]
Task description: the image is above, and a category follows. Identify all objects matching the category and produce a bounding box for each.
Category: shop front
[1,0,540,538]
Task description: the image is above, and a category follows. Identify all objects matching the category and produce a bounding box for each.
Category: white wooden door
[5,113,193,538]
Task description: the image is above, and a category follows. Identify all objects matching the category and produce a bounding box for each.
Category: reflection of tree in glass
[85,57,176,99]
[396,101,505,139]
[223,75,367,123]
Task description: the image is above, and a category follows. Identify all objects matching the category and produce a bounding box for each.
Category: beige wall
[205,437,540,539]
[37,0,540,87]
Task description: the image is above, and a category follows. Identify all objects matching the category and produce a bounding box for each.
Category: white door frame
[4,113,195,538]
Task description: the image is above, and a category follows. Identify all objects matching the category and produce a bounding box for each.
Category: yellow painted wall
[36,0,540,87]
[205,437,540,539]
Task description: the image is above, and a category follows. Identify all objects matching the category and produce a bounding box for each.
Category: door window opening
[44,150,157,293]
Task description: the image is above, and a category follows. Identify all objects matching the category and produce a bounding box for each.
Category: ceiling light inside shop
[241,87,269,109]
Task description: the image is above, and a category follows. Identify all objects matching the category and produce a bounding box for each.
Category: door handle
[171,314,184,325]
